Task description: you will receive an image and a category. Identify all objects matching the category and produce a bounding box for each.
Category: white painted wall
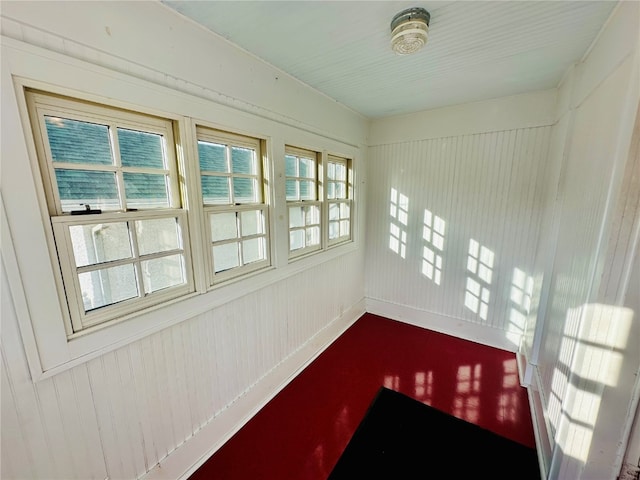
[366,91,556,351]
[524,2,640,478]
[1,2,367,479]
[2,2,640,480]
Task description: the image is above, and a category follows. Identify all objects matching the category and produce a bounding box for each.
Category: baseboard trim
[140,298,366,480]
[365,298,519,353]
[528,366,553,480]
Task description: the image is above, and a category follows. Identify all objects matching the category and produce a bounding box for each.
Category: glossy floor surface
[189,313,536,480]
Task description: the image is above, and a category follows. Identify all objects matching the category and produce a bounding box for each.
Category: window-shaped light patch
[422,209,446,285]
[389,188,409,258]
[507,267,535,346]
[464,239,494,320]
[453,364,482,423]
[414,371,434,403]
[498,359,521,424]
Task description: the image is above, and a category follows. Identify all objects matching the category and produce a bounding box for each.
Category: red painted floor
[189,313,536,480]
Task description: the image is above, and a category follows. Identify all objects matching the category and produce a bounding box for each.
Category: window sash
[52,209,193,332]
[204,204,270,284]
[286,146,321,258]
[197,127,264,206]
[288,200,322,257]
[28,93,181,215]
[326,155,352,245]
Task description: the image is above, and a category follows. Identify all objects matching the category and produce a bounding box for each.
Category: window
[285,146,321,257]
[196,126,270,284]
[26,90,194,334]
[326,155,352,245]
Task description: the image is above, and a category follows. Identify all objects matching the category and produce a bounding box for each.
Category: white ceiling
[162,1,618,118]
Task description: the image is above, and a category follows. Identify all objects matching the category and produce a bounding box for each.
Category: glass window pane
[198,141,227,172]
[286,179,298,201]
[306,226,320,246]
[231,147,254,174]
[340,202,350,219]
[70,222,131,267]
[335,182,346,199]
[329,221,339,240]
[79,263,138,312]
[213,243,240,273]
[300,181,315,201]
[233,177,256,203]
[327,182,336,200]
[242,238,264,264]
[211,212,238,241]
[335,163,347,181]
[201,175,230,204]
[123,173,169,209]
[45,117,112,165]
[329,203,339,221]
[240,210,263,236]
[304,205,320,225]
[289,206,303,228]
[55,169,120,212]
[285,155,297,176]
[340,219,350,237]
[135,217,180,255]
[327,162,335,180]
[290,230,304,251]
[299,157,314,178]
[118,128,164,169]
[141,254,185,294]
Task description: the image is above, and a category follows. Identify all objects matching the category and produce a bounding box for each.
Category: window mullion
[127,219,145,299]
[110,122,127,211]
[226,144,235,204]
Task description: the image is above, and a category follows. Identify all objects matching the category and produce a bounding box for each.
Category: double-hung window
[26,90,194,334]
[326,155,352,245]
[196,126,270,284]
[285,146,321,258]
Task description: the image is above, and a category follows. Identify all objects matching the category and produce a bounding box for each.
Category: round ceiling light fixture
[390,7,430,55]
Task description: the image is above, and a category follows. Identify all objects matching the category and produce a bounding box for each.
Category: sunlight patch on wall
[465,239,494,320]
[389,188,409,259]
[422,209,446,285]
[507,267,534,346]
[550,304,633,466]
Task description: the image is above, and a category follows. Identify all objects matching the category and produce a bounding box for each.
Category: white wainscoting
[1,252,365,480]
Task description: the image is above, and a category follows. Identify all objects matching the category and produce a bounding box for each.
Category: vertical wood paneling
[1,248,364,479]
[366,126,551,343]
[535,54,637,464]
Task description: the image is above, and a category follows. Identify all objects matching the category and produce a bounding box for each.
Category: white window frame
[195,126,271,285]
[25,90,195,336]
[285,145,323,259]
[326,154,353,246]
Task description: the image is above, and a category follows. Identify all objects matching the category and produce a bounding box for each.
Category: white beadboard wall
[366,123,552,350]
[524,2,640,478]
[1,252,364,480]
